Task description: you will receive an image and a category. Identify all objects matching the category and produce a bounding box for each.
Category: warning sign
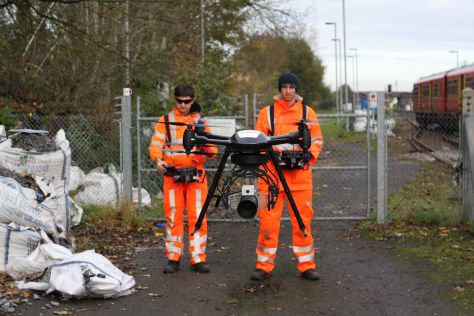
[369,91,377,109]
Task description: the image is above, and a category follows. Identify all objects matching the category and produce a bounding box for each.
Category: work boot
[191,262,210,273]
[163,260,180,273]
[250,269,271,281]
[301,269,320,281]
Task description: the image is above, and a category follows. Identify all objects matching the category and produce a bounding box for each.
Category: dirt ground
[10,117,468,315]
[13,220,469,316]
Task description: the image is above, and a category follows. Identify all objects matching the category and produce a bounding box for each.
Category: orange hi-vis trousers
[163,176,208,264]
[255,189,315,273]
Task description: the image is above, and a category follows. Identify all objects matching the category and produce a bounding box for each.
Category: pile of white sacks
[0,127,135,299]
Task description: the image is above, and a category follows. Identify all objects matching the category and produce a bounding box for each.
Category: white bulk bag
[69,166,85,192]
[48,250,135,298]
[0,129,72,229]
[0,223,42,272]
[0,176,62,235]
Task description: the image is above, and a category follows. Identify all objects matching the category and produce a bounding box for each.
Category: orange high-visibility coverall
[149,106,217,264]
[255,95,323,273]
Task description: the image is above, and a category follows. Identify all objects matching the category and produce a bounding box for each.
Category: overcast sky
[278,0,474,94]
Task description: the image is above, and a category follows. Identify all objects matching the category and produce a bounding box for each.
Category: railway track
[406,118,459,167]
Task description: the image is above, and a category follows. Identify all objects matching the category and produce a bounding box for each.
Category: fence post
[252,93,257,128]
[121,88,133,200]
[244,94,249,129]
[462,88,474,220]
[376,92,387,224]
[136,96,142,209]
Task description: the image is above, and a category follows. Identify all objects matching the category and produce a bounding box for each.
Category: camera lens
[237,195,258,219]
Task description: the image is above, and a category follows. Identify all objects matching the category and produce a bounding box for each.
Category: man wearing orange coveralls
[148,84,217,274]
[252,73,323,281]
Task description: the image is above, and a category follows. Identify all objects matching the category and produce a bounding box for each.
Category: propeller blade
[157,121,222,128]
[161,149,222,156]
[275,119,320,126]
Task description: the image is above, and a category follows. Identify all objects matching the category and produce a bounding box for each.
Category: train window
[414,86,419,96]
[447,79,458,96]
[433,83,438,96]
[422,85,429,96]
[467,77,474,89]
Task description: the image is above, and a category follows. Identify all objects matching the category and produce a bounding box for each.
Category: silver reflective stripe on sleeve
[257,245,277,255]
[267,108,272,130]
[154,131,166,140]
[164,151,187,157]
[149,141,163,147]
[297,253,315,263]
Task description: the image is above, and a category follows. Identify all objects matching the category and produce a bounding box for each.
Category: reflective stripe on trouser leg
[163,179,185,261]
[187,180,208,264]
[255,190,285,273]
[288,189,316,272]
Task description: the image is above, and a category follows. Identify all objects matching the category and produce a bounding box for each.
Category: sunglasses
[175,98,193,104]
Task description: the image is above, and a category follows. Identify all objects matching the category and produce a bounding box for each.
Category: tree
[232,33,331,109]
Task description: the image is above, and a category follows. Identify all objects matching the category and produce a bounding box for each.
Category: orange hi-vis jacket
[255,95,323,191]
[148,106,218,169]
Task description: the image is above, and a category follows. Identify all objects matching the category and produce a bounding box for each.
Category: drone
[159,118,315,236]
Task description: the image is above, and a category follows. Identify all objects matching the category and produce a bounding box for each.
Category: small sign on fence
[206,118,236,137]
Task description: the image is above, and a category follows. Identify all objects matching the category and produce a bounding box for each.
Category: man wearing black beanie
[252,72,323,281]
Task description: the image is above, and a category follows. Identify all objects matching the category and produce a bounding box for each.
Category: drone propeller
[157,121,222,128]
[162,148,221,156]
[276,119,320,127]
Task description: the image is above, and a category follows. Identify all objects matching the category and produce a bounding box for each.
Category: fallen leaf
[148,293,163,297]
[453,286,464,292]
[54,311,73,315]
[465,280,474,285]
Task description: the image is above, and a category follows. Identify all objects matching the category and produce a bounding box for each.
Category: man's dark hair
[174,84,195,98]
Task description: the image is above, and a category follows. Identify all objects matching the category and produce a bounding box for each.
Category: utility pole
[342,0,350,113]
[201,0,205,63]
[124,0,130,86]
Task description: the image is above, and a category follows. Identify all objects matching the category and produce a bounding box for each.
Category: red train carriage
[413,64,474,130]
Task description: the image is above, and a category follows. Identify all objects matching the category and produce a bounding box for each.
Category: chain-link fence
[2,113,122,207]
[2,94,466,225]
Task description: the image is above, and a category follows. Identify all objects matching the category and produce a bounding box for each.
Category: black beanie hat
[278,72,300,91]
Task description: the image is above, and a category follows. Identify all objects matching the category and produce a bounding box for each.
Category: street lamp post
[348,55,356,109]
[325,22,339,119]
[342,0,349,113]
[349,48,359,110]
[449,50,459,68]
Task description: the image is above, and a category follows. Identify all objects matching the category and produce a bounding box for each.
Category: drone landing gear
[268,150,307,236]
[193,149,307,237]
[193,150,231,235]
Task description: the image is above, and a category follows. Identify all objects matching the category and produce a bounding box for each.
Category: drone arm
[266,131,300,147]
[193,134,232,146]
